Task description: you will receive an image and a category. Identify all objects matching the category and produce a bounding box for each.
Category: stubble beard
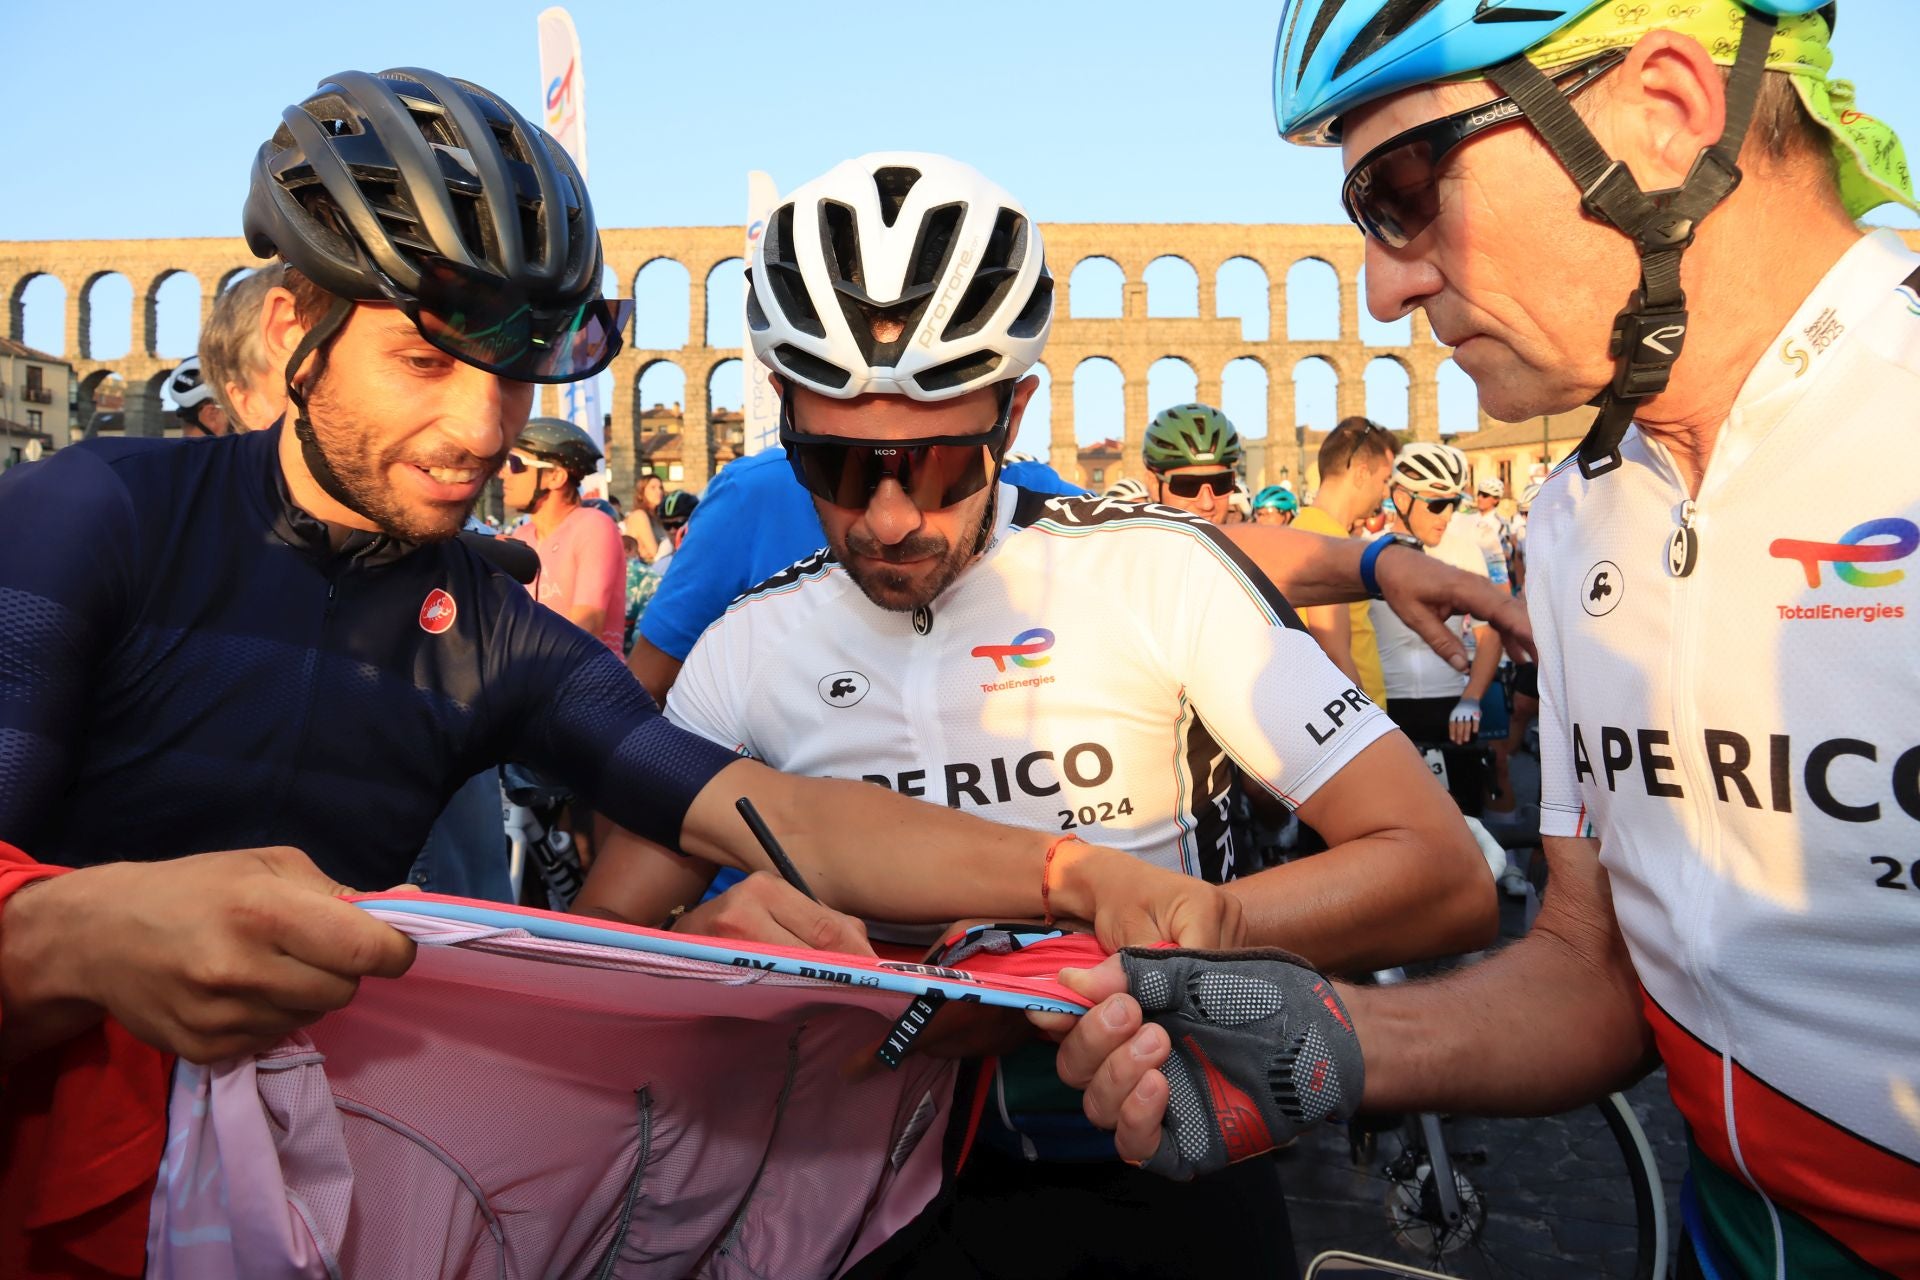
[305,374,497,544]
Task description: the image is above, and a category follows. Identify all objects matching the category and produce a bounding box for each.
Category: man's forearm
[0,876,104,1067]
[1226,526,1367,606]
[1463,623,1501,700]
[1344,838,1655,1116]
[680,762,1065,922]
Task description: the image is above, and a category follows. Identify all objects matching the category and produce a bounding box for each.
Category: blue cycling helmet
[1274,0,1834,146]
[1253,484,1299,512]
[1272,0,1833,482]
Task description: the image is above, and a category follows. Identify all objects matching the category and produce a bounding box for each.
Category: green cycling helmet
[1253,485,1298,513]
[1144,403,1242,471]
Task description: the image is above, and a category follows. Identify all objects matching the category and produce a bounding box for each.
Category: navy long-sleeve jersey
[0,427,738,889]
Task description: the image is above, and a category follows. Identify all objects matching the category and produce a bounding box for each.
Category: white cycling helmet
[1518,481,1543,513]
[1391,441,1471,499]
[167,356,217,413]
[1477,475,1506,499]
[1104,476,1150,502]
[747,152,1053,401]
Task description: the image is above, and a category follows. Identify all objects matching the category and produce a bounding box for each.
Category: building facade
[0,336,74,470]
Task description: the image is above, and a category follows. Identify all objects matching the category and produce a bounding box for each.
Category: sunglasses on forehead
[779,383,1015,510]
[1342,48,1627,250]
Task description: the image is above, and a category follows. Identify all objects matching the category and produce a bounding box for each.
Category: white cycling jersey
[1531,230,1920,1278]
[1371,535,1488,702]
[668,487,1393,892]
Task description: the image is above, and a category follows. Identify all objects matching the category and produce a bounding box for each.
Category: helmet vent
[1007,267,1053,340]
[1297,0,1352,74]
[914,350,1003,394]
[941,208,1029,343]
[1335,0,1449,77]
[820,201,867,295]
[904,202,965,295]
[872,166,922,228]
[774,343,851,391]
[765,203,826,339]
[744,270,771,332]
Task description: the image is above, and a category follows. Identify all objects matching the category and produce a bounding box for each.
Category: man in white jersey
[577,153,1493,1280]
[1048,5,1920,1276]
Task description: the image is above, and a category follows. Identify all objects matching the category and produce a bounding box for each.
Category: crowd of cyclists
[0,0,1914,1276]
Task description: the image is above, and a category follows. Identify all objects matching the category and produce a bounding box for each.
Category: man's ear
[1601,29,1726,192]
[259,287,309,380]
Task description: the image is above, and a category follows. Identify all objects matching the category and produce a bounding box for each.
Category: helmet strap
[283,295,386,523]
[1485,8,1776,478]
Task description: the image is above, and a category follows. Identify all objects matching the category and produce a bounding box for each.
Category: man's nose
[442,367,513,457]
[1365,239,1441,330]
[862,478,923,545]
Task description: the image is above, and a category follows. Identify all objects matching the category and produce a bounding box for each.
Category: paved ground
[1271,742,1692,1278]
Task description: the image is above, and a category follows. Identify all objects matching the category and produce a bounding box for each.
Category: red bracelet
[1040,834,1082,927]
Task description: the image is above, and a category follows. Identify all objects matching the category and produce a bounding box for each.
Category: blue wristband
[1359,535,1395,600]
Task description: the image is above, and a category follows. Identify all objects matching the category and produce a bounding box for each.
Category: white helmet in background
[747,152,1054,401]
[1476,475,1506,500]
[1519,481,1543,513]
[167,356,217,413]
[1390,441,1471,498]
[1104,476,1150,502]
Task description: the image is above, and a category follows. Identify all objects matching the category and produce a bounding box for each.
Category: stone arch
[1073,356,1124,443]
[635,358,686,416]
[1068,257,1125,319]
[145,368,179,434]
[150,269,202,359]
[10,272,66,354]
[80,271,134,360]
[1436,358,1479,435]
[704,257,745,349]
[1292,355,1340,435]
[1364,355,1411,432]
[1143,256,1198,319]
[1356,267,1410,347]
[217,267,256,294]
[1221,357,1269,440]
[78,370,127,436]
[633,257,691,350]
[1216,257,1269,343]
[1147,356,1198,414]
[1285,257,1341,342]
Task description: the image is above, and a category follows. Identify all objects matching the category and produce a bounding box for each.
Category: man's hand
[1035,948,1365,1179]
[1051,845,1245,950]
[0,847,416,1066]
[673,870,875,957]
[1375,544,1534,669]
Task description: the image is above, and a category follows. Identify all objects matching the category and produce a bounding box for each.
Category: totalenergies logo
[544,59,579,133]
[1769,517,1920,588]
[971,627,1055,673]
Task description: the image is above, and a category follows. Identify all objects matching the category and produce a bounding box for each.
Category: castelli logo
[419,588,457,635]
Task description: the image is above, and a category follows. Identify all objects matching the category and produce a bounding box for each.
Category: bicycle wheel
[1275,1092,1666,1279]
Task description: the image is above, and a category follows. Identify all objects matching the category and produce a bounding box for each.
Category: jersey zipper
[267,564,344,832]
[1649,434,1789,1279]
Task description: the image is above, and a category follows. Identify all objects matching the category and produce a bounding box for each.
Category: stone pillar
[1197,269,1217,320]
[1118,359,1146,483]
[681,356,714,492]
[1338,269,1360,342]
[1409,362,1440,442]
[605,354,638,500]
[1049,370,1076,481]
[70,276,94,360]
[1,273,22,343]
[135,275,161,359]
[689,270,710,351]
[1269,373,1297,486]
[1196,368,1223,410]
[1268,278,1287,346]
[1335,356,1365,423]
[1122,281,1146,322]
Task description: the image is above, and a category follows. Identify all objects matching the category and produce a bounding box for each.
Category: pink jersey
[144,899,1097,1280]
[510,504,627,652]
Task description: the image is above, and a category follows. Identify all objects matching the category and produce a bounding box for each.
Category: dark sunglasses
[375,255,633,383]
[1342,48,1627,249]
[1417,495,1462,515]
[1158,470,1236,499]
[779,383,1014,510]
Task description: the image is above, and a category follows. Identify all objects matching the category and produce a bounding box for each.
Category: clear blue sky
[6,1,1915,447]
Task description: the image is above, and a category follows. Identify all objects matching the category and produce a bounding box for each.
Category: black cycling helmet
[659,490,699,527]
[244,67,625,385]
[517,416,603,480]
